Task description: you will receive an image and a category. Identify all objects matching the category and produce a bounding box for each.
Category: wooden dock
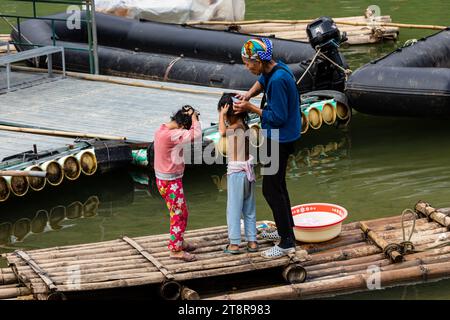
[1,200,450,300]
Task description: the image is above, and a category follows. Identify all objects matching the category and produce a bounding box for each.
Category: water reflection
[210,133,350,192]
[0,171,135,248]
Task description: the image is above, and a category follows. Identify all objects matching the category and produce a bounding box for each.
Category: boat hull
[346,28,450,117]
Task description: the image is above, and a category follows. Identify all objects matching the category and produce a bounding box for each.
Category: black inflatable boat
[12,12,348,92]
[346,28,450,117]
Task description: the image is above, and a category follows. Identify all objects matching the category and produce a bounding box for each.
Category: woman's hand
[233,100,262,117]
[220,104,230,115]
[235,92,251,101]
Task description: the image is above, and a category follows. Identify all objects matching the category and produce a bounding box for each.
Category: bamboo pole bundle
[8,242,382,297]
[415,202,450,228]
[308,243,450,280]
[22,221,362,260]
[18,224,233,255]
[11,230,365,271]
[8,236,376,293]
[5,216,434,298]
[186,15,393,28]
[308,246,450,282]
[205,259,450,300]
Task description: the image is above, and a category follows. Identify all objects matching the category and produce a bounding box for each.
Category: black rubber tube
[346,28,450,117]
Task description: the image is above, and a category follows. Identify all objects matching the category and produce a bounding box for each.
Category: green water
[1,0,450,300]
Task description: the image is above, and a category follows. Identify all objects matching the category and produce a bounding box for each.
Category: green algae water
[1,0,450,299]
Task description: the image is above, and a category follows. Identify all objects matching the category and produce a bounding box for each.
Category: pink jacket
[153,121,202,178]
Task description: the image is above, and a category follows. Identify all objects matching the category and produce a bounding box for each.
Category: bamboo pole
[336,21,447,30]
[0,286,32,299]
[11,65,228,97]
[181,286,200,300]
[0,268,17,285]
[0,124,126,141]
[360,221,403,262]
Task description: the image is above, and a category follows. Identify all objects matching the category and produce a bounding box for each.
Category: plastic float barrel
[76,149,98,176]
[40,160,64,186]
[336,102,351,121]
[5,175,29,197]
[0,177,11,202]
[66,201,83,219]
[306,107,323,130]
[301,111,309,134]
[49,205,66,230]
[25,165,46,191]
[58,155,81,181]
[249,123,264,148]
[321,102,337,125]
[83,196,100,218]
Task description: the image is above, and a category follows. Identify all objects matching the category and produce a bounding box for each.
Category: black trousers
[262,139,296,248]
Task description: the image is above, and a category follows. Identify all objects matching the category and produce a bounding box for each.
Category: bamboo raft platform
[188,13,399,45]
[1,200,450,300]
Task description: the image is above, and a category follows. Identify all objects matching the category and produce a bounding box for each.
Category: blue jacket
[258,61,301,143]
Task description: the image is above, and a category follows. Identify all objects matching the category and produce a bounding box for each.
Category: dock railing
[0,0,98,74]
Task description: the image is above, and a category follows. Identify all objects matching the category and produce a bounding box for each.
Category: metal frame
[0,45,66,91]
[0,0,98,74]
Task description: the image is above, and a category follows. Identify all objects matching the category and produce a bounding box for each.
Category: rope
[163,56,183,81]
[317,52,353,80]
[398,207,450,253]
[100,140,111,172]
[403,39,418,47]
[399,209,416,253]
[296,48,321,86]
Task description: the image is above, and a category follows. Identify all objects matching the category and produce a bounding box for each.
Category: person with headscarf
[233,37,301,259]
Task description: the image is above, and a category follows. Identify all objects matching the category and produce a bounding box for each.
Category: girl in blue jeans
[217,93,258,254]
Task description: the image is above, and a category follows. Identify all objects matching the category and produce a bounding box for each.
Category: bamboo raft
[1,201,450,300]
[188,13,399,45]
[0,34,15,55]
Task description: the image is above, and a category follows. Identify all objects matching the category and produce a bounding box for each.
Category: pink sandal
[182,242,197,252]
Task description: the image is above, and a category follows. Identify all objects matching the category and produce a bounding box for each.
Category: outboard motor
[298,16,348,93]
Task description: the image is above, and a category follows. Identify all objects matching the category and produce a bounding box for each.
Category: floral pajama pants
[156,178,189,251]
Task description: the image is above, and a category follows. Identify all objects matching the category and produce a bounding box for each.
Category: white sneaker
[261,245,295,259]
[260,230,281,241]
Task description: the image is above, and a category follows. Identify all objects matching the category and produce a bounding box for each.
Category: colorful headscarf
[241,38,273,61]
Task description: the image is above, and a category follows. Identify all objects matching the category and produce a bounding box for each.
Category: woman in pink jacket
[153,105,202,262]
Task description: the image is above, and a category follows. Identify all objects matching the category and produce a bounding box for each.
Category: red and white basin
[292,203,348,243]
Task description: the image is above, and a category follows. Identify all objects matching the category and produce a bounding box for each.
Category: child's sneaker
[260,229,281,241]
[261,245,295,259]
